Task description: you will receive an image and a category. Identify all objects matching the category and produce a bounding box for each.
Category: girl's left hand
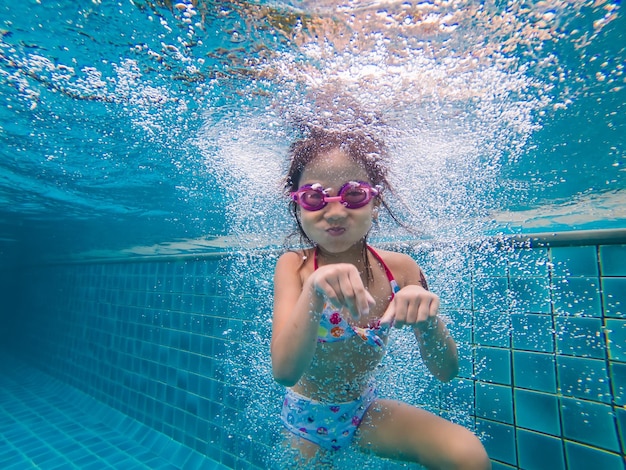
[379,285,440,332]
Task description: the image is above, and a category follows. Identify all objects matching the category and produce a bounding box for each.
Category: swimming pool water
[2,235,625,469]
[1,1,625,469]
[1,0,624,263]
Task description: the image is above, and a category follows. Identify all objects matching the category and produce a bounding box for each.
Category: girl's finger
[416,297,432,323]
[392,295,408,328]
[430,296,440,317]
[379,300,396,332]
[315,277,343,309]
[337,273,360,320]
[348,269,375,318]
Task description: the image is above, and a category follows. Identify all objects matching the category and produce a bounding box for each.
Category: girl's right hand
[307,264,376,320]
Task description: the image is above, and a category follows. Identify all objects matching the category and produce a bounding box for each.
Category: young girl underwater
[271,128,491,469]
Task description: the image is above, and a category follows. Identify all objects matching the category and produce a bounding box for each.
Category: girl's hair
[285,128,390,194]
[283,127,408,279]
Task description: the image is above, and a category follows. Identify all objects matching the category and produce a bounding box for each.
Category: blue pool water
[1,1,625,469]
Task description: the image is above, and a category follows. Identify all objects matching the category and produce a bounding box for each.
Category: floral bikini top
[315,245,401,352]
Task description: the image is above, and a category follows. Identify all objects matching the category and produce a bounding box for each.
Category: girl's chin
[316,239,366,254]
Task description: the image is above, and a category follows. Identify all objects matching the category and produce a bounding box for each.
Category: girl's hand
[308,264,376,320]
[379,285,440,332]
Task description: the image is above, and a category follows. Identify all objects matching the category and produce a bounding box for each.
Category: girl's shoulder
[277,248,313,262]
[275,248,314,273]
[371,247,423,283]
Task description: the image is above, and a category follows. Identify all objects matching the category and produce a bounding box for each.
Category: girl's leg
[355,399,491,470]
[280,430,334,468]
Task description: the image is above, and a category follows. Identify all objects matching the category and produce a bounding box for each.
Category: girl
[271,128,491,469]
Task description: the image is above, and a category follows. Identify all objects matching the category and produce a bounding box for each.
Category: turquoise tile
[183,452,212,469]
[456,342,474,378]
[557,356,611,403]
[440,409,473,431]
[508,248,550,278]
[517,429,565,470]
[606,319,626,361]
[437,277,472,309]
[560,397,620,452]
[475,347,512,385]
[491,461,516,470]
[475,419,517,466]
[599,244,626,276]
[509,277,551,314]
[0,355,229,470]
[551,246,599,277]
[610,361,626,406]
[513,351,557,393]
[475,382,513,424]
[473,277,509,313]
[472,248,509,278]
[602,278,626,318]
[249,442,273,470]
[511,313,554,352]
[555,316,605,358]
[565,441,625,470]
[616,408,626,452]
[441,379,475,415]
[6,460,35,470]
[515,389,560,436]
[474,312,511,347]
[443,310,473,344]
[552,277,602,317]
[221,451,236,468]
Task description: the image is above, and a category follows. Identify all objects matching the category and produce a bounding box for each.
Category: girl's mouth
[326,227,346,236]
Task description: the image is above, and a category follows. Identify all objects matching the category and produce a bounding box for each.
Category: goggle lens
[299,190,325,209]
[291,182,379,211]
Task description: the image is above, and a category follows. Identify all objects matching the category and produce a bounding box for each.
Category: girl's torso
[291,245,401,402]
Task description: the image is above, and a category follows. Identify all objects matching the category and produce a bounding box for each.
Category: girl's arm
[271,251,322,387]
[413,312,459,382]
[380,253,459,382]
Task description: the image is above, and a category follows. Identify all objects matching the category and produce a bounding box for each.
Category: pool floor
[0,352,225,469]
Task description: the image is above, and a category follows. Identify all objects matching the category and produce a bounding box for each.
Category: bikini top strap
[368,246,429,291]
[366,246,394,283]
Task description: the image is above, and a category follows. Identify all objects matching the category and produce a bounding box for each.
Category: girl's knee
[445,433,491,470]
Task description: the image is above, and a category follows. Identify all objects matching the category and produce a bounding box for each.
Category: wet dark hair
[286,128,389,191]
[283,127,408,279]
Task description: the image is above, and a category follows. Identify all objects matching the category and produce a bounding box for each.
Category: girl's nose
[323,200,348,219]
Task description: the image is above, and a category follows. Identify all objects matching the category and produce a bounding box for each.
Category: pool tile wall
[8,254,280,469]
[0,357,222,469]
[470,241,626,470]
[5,240,626,469]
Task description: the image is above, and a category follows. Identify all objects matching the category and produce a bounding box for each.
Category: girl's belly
[291,337,385,402]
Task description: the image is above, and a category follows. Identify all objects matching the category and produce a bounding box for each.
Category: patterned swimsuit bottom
[280,385,377,451]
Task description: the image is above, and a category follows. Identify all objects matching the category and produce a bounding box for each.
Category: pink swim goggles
[291,181,380,212]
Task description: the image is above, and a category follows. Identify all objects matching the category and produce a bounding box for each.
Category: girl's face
[296,148,375,254]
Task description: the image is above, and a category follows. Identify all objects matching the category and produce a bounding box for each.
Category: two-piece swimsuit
[280,245,403,451]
